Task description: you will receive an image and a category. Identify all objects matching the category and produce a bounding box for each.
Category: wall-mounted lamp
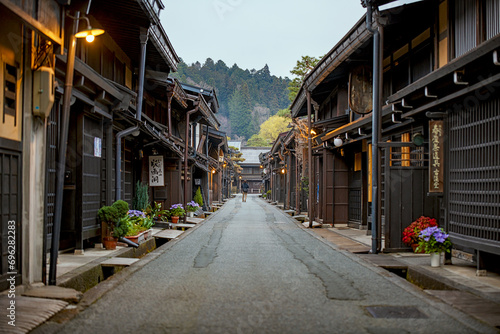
[239,175,242,179]
[334,136,343,147]
[223,163,227,168]
[260,165,263,169]
[280,167,287,174]
[73,16,104,43]
[211,169,216,174]
[132,129,140,137]
[310,129,317,136]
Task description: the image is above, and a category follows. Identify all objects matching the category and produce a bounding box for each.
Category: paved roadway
[51,195,496,334]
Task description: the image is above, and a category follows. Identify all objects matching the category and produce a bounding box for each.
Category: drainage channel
[57,237,161,293]
[378,264,457,291]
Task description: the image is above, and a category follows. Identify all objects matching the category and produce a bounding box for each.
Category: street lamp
[49,10,105,285]
[334,136,343,147]
[73,16,104,43]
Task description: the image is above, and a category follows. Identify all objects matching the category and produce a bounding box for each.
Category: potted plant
[145,201,168,222]
[113,216,132,239]
[415,226,452,267]
[402,216,438,252]
[124,209,152,243]
[169,204,185,224]
[97,200,130,250]
[186,201,200,217]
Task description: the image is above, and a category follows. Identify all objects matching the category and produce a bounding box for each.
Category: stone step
[154,229,184,239]
[101,257,139,267]
[22,286,82,304]
[293,215,308,222]
[302,221,322,228]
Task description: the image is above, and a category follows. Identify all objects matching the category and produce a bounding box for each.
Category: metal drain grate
[366,306,428,319]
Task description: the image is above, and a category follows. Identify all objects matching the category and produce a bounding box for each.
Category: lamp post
[49,11,104,285]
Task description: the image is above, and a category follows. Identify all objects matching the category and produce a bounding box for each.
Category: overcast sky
[161,1,367,79]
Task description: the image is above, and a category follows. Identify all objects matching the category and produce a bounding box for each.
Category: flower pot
[124,233,142,244]
[103,236,118,250]
[188,212,194,218]
[430,252,441,267]
[171,216,179,224]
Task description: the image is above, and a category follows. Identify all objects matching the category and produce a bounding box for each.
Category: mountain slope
[172,59,291,139]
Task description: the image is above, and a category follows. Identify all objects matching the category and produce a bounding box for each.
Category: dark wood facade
[285,0,500,268]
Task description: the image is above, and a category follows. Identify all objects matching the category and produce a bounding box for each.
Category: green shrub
[113,216,132,238]
[133,181,149,211]
[112,200,129,218]
[98,206,119,223]
[194,187,203,207]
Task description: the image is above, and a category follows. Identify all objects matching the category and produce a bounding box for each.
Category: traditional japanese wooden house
[205,128,228,205]
[239,146,270,195]
[44,0,181,257]
[290,0,500,268]
[1,0,64,289]
[178,83,221,210]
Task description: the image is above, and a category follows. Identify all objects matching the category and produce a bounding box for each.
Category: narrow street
[45,195,493,334]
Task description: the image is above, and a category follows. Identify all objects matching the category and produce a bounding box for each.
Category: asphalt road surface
[49,195,495,334]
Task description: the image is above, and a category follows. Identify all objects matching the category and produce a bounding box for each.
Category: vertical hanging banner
[429,120,444,193]
[149,155,164,186]
[94,137,102,157]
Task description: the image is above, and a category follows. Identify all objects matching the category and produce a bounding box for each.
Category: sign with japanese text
[94,137,102,158]
[429,120,444,193]
[149,155,164,186]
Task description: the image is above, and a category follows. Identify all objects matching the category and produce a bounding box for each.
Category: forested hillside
[172,59,291,140]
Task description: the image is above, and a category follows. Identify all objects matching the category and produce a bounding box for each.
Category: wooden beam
[0,1,63,46]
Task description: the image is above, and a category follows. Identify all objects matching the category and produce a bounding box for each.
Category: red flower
[402,216,438,246]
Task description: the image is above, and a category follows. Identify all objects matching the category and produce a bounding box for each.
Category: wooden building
[1,0,64,290]
[238,146,270,194]
[0,0,229,289]
[288,0,500,268]
[42,0,181,257]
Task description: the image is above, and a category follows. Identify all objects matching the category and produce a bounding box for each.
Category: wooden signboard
[349,65,373,114]
[149,155,164,186]
[429,120,444,193]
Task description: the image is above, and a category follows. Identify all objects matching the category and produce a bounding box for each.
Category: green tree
[194,187,203,207]
[228,83,254,139]
[170,60,291,138]
[259,114,290,143]
[288,55,322,102]
[247,134,270,147]
[228,146,245,171]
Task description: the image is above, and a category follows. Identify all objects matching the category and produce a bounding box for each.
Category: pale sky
[161,1,367,79]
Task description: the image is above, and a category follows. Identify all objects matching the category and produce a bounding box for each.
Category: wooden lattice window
[3,63,17,126]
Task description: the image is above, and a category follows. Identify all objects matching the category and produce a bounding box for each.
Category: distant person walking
[242,180,249,202]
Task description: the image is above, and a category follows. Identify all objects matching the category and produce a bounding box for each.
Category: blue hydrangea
[128,210,146,218]
[419,226,449,244]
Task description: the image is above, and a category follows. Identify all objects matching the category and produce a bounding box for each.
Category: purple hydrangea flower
[128,210,146,218]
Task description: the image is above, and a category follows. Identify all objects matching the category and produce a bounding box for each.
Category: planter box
[124,229,153,245]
